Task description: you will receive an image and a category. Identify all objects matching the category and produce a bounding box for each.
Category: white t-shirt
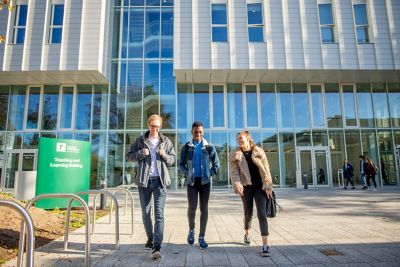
[148,136,160,177]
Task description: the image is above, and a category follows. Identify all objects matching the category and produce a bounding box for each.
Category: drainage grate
[320,249,344,256]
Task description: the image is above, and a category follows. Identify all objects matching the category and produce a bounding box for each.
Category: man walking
[359,155,367,190]
[179,122,220,249]
[126,114,175,259]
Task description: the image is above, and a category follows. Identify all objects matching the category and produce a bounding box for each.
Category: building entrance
[1,149,37,190]
[296,147,331,188]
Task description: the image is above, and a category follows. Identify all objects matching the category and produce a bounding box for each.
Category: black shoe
[351,186,356,189]
[361,186,368,190]
[151,244,161,259]
[145,239,153,250]
[343,187,347,190]
[244,234,251,245]
[262,245,271,257]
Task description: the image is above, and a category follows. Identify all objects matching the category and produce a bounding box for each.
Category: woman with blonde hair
[229,130,273,257]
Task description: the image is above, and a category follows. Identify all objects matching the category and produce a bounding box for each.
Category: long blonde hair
[237,130,256,150]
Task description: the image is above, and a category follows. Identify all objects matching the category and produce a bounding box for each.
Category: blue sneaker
[187,229,195,245]
[198,236,208,250]
[262,245,270,257]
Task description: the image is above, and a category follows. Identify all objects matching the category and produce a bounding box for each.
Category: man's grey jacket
[126,131,176,188]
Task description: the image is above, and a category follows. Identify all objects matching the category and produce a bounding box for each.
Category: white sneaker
[373,188,377,192]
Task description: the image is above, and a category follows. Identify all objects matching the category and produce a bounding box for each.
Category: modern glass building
[0,0,399,191]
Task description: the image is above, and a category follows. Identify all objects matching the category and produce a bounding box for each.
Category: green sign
[35,138,91,209]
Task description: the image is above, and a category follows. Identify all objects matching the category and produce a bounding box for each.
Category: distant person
[365,158,378,191]
[229,130,273,257]
[359,155,367,190]
[126,114,176,259]
[179,122,220,250]
[380,158,389,185]
[343,159,355,190]
[318,168,325,184]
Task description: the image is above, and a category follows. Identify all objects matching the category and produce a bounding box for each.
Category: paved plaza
[5,188,400,267]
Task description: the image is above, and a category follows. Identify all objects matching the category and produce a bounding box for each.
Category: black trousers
[367,175,377,188]
[345,177,354,187]
[187,179,211,237]
[241,185,269,236]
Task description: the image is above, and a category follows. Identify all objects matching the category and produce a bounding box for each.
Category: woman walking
[229,130,273,257]
[365,158,378,191]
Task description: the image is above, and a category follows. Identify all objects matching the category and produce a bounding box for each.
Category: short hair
[192,121,204,130]
[359,155,365,160]
[147,114,163,126]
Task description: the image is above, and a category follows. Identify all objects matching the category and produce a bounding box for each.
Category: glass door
[2,150,37,189]
[296,147,331,188]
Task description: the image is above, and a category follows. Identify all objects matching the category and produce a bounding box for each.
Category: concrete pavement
[5,187,400,266]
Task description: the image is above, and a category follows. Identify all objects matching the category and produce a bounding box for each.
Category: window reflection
[60,86,74,129]
[342,85,357,127]
[161,9,173,58]
[26,87,40,129]
[145,8,160,58]
[212,85,225,128]
[75,85,92,130]
[129,8,144,58]
[388,83,400,127]
[0,86,9,130]
[193,84,210,128]
[324,83,342,128]
[110,62,126,129]
[356,83,374,128]
[279,132,295,187]
[143,61,160,128]
[276,84,293,129]
[328,130,345,185]
[262,131,279,186]
[92,132,107,188]
[260,84,276,128]
[42,85,59,130]
[293,84,310,128]
[92,85,109,130]
[160,62,176,129]
[245,85,259,127]
[8,86,26,131]
[227,84,243,129]
[371,83,390,128]
[126,62,143,129]
[310,85,325,127]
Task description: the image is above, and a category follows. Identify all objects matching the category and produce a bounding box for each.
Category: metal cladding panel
[22,0,45,70]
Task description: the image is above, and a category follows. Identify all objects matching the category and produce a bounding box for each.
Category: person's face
[148,119,162,136]
[344,160,348,164]
[192,126,204,142]
[237,134,249,149]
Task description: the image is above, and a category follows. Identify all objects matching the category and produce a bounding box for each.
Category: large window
[388,83,400,127]
[342,85,357,127]
[353,3,369,43]
[60,86,74,129]
[145,8,160,58]
[310,85,326,128]
[247,3,264,42]
[212,85,225,128]
[245,85,259,127]
[49,4,64,43]
[227,83,243,128]
[12,5,28,44]
[41,85,59,130]
[0,86,9,130]
[276,84,293,129]
[75,85,92,130]
[324,83,342,128]
[318,3,335,43]
[211,4,228,42]
[371,83,390,128]
[356,83,374,128]
[7,86,26,131]
[25,87,41,129]
[193,84,210,128]
[260,83,276,128]
[293,84,310,128]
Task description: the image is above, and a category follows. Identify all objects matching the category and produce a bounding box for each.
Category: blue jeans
[360,173,366,185]
[138,176,166,246]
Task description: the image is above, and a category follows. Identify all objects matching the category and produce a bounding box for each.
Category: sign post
[35,138,91,209]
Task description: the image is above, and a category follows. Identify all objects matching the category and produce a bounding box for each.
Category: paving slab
[4,188,400,266]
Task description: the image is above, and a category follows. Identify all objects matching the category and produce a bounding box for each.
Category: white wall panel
[0,11,9,70]
[228,0,248,69]
[22,0,45,71]
[174,0,192,69]
[265,0,286,69]
[192,0,211,69]
[60,0,83,70]
[336,0,359,69]
[386,0,400,69]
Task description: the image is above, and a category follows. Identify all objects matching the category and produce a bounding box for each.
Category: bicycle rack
[0,200,35,267]
[105,187,134,235]
[73,190,120,249]
[19,194,91,267]
[337,169,344,188]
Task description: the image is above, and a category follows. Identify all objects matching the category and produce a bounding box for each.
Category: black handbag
[266,191,283,218]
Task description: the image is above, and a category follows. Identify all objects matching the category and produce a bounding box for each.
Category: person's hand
[159,148,165,156]
[237,187,244,197]
[265,188,273,199]
[142,148,149,156]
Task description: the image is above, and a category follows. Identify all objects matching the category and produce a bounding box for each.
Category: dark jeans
[241,185,269,236]
[138,177,166,246]
[187,179,211,237]
[345,177,354,187]
[367,175,377,188]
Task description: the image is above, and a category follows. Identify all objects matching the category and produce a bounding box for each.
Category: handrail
[0,200,35,267]
[73,190,120,249]
[105,187,134,235]
[19,194,91,267]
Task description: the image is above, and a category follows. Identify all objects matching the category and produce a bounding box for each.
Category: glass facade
[0,1,400,190]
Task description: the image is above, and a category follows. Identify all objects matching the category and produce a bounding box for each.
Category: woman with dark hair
[365,158,378,191]
[229,130,273,257]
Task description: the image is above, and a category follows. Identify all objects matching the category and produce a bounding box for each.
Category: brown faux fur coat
[229,146,273,193]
